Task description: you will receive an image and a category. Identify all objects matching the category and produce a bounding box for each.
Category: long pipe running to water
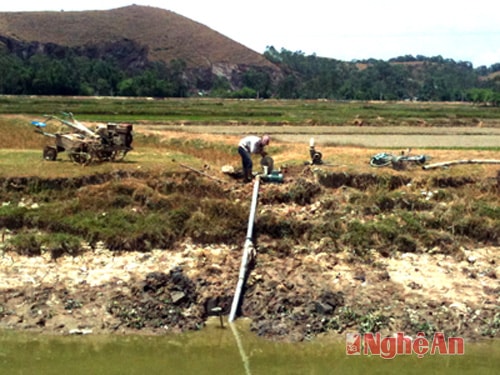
[228,176,260,322]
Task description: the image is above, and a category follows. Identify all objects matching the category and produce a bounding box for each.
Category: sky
[0,0,499,68]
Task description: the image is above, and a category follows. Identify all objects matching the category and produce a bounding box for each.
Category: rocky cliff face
[0,5,282,90]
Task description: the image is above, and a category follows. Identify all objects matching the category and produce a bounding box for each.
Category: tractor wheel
[43,146,58,161]
[95,149,114,162]
[111,149,128,162]
[69,152,91,165]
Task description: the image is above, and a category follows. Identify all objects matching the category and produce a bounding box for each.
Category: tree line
[1,45,499,104]
[262,47,500,104]
[0,49,188,97]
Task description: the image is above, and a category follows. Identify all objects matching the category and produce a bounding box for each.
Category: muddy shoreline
[0,240,498,341]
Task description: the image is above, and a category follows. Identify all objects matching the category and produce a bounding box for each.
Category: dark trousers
[238,146,252,172]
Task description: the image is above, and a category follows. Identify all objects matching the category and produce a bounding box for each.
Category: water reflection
[230,322,252,375]
[0,318,498,375]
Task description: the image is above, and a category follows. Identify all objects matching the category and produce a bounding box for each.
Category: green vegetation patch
[1,164,498,261]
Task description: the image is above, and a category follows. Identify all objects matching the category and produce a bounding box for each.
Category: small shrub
[309,220,342,242]
[347,191,365,205]
[0,205,27,230]
[359,312,388,334]
[166,208,191,236]
[288,178,322,205]
[342,220,374,249]
[7,232,42,256]
[320,198,338,211]
[184,199,246,244]
[376,195,395,211]
[260,188,291,205]
[399,211,425,235]
[172,174,227,199]
[410,320,436,337]
[394,234,418,253]
[256,214,312,242]
[421,230,458,254]
[256,213,292,239]
[372,217,399,243]
[482,313,500,337]
[454,216,499,243]
[473,201,500,220]
[42,232,84,259]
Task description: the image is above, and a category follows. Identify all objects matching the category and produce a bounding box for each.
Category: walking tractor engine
[31,112,133,165]
[101,123,134,149]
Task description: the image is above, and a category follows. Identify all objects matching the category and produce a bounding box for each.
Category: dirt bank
[0,240,498,341]
[0,167,499,341]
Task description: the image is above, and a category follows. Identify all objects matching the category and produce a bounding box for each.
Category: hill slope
[0,5,278,72]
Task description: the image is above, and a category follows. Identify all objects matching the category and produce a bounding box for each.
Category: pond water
[1,319,498,375]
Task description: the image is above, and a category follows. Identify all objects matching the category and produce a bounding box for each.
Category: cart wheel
[69,152,91,165]
[43,146,58,161]
[96,150,114,162]
[111,150,128,162]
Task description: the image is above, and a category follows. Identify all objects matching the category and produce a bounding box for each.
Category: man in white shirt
[238,135,270,182]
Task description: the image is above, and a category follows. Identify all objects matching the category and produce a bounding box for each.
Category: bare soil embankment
[0,166,499,341]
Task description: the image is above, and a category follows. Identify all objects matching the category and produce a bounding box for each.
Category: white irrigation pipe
[422,159,500,170]
[229,176,260,322]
